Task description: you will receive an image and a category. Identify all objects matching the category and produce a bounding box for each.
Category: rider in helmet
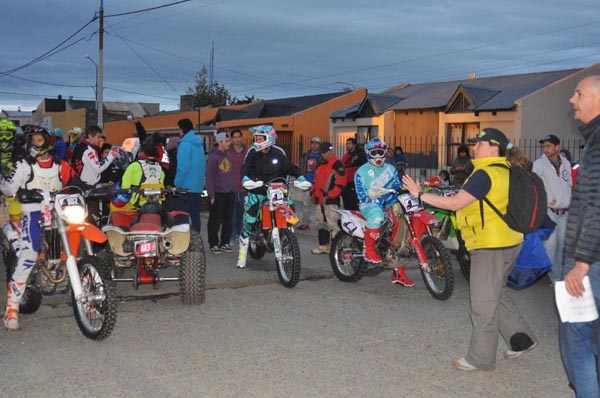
[66,126,83,163]
[0,125,78,330]
[236,125,307,269]
[355,137,414,287]
[120,140,165,208]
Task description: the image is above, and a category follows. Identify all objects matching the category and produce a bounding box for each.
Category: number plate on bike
[270,188,286,205]
[134,239,157,257]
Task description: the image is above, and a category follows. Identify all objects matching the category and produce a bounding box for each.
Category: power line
[104,0,191,18]
[0,17,96,77]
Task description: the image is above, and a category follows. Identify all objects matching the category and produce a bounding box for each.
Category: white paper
[555,276,599,323]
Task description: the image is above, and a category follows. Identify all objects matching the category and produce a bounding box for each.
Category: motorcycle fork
[270,207,282,262]
[56,212,84,300]
[406,214,428,266]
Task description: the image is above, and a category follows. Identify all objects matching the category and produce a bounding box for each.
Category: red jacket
[310,156,346,205]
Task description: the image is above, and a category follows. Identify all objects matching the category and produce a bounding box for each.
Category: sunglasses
[369,148,386,157]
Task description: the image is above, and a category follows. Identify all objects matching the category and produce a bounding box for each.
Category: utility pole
[97,0,104,128]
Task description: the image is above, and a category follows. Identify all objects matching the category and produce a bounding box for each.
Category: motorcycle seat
[130,213,163,232]
[110,211,138,229]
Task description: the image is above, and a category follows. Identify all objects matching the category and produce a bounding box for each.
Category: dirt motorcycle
[3,186,117,340]
[423,185,471,282]
[100,183,206,304]
[245,177,311,288]
[329,189,455,300]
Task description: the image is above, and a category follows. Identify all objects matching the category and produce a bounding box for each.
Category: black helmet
[23,124,54,158]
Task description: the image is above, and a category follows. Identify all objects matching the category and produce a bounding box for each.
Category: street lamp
[333,80,356,91]
[84,54,99,111]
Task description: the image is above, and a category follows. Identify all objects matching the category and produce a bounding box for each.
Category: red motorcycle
[329,189,455,300]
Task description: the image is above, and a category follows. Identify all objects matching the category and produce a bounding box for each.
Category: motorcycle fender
[339,211,365,239]
[81,223,108,244]
[410,210,438,238]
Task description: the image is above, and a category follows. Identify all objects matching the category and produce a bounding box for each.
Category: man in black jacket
[560,75,600,397]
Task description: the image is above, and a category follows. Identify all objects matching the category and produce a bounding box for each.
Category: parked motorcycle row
[1,178,470,341]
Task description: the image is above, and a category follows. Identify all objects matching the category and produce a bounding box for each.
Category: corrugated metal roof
[330,93,403,119]
[3,110,32,117]
[385,69,580,111]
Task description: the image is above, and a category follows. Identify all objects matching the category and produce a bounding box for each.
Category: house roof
[331,93,403,119]
[384,69,580,112]
[2,110,32,117]
[217,92,347,122]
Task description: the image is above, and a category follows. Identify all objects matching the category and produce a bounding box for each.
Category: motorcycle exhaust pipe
[40,263,68,284]
[162,239,173,250]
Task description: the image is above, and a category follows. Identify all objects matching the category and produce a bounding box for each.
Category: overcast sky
[2,0,600,112]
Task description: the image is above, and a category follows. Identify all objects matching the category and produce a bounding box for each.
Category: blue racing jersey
[355,162,402,209]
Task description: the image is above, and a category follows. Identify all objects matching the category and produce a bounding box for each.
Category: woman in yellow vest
[402,128,537,371]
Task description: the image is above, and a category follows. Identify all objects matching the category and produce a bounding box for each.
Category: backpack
[480,163,547,234]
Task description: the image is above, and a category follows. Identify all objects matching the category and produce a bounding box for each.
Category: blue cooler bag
[507,227,554,289]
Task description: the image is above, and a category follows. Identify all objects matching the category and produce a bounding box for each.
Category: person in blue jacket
[53,127,67,161]
[175,118,206,232]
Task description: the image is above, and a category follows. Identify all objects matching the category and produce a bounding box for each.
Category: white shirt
[532,154,572,209]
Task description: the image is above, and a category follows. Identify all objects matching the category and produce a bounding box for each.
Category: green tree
[186,66,231,107]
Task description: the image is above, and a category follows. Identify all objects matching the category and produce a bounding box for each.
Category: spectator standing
[53,128,67,161]
[532,134,572,283]
[71,125,118,186]
[403,128,537,371]
[206,132,235,253]
[164,136,179,187]
[175,118,206,233]
[296,136,321,230]
[228,129,248,245]
[560,75,600,397]
[310,142,346,254]
[450,144,474,185]
[393,146,408,175]
[100,143,123,184]
[341,138,367,210]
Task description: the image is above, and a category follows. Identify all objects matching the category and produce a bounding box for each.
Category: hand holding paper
[555,276,599,323]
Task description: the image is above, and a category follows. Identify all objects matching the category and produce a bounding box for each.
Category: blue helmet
[111,182,131,208]
[249,125,277,151]
[54,127,63,138]
[365,138,387,167]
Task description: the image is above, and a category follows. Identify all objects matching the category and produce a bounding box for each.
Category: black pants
[342,182,359,211]
[207,191,235,247]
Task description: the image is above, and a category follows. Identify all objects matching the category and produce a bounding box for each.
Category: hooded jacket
[205,147,234,198]
[175,130,206,193]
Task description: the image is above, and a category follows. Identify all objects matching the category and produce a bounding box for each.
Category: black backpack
[480,163,547,234]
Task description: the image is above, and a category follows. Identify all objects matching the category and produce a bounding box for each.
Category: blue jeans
[560,258,600,398]
[545,210,568,282]
[231,191,246,242]
[176,193,202,232]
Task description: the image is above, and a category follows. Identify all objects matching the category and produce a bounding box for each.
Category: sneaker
[311,245,329,254]
[504,341,538,360]
[452,357,480,371]
[390,267,415,287]
[297,224,310,231]
[220,244,233,253]
[209,246,222,254]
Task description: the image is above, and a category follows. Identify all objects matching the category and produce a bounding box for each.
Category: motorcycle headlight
[63,206,86,224]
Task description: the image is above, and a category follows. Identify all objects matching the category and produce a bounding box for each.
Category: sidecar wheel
[275,229,301,288]
[180,231,206,305]
[72,256,118,341]
[420,235,455,301]
[329,231,366,282]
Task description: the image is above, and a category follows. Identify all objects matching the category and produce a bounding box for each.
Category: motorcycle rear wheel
[329,231,366,282]
[420,235,455,301]
[71,255,118,341]
[275,228,301,288]
[179,231,206,304]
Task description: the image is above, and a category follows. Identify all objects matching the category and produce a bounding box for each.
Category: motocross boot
[236,236,249,269]
[363,227,382,263]
[3,281,24,330]
[390,266,415,287]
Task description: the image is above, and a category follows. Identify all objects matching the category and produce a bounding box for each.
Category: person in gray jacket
[560,75,600,397]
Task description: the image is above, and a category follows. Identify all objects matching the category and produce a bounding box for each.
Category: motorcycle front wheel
[275,228,301,288]
[329,231,366,282]
[71,255,118,341]
[419,235,455,301]
[455,230,471,282]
